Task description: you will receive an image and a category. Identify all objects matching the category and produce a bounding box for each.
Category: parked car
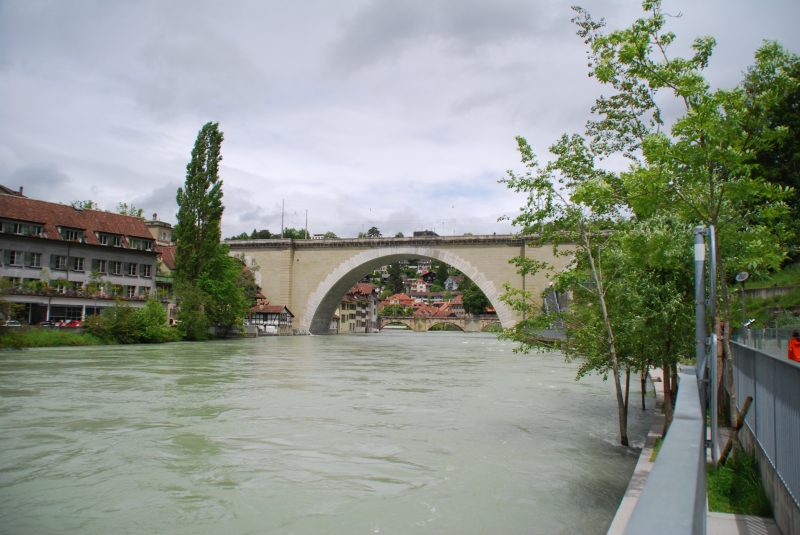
[63,320,83,328]
[3,320,22,327]
[37,321,53,327]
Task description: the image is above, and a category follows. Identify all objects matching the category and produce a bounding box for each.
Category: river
[0,332,653,534]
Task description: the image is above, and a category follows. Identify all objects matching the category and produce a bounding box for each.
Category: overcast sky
[1,0,797,238]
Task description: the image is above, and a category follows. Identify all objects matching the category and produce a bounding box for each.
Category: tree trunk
[624,366,631,415]
[662,361,673,437]
[712,308,727,424]
[714,238,738,427]
[584,231,628,446]
[640,364,647,411]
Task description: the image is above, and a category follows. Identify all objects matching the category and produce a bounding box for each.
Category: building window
[111,261,122,275]
[72,257,85,271]
[97,259,107,273]
[140,264,152,277]
[161,232,167,240]
[126,263,137,276]
[12,223,23,235]
[126,286,136,298]
[7,250,23,266]
[53,255,68,270]
[129,239,137,249]
[28,253,41,268]
[61,229,82,242]
[112,236,121,247]
[98,234,108,245]
[138,286,150,296]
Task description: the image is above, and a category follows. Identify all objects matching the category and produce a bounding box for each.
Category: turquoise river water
[0,332,653,534]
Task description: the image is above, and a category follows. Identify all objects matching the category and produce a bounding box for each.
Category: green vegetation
[649,437,663,462]
[708,454,772,517]
[428,323,462,331]
[736,289,800,328]
[380,305,413,316]
[386,263,405,295]
[741,264,800,290]
[83,299,178,344]
[173,122,249,340]
[461,277,490,315]
[498,1,797,446]
[0,328,108,348]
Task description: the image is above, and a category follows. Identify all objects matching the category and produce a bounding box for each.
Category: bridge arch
[426,321,465,332]
[379,319,414,331]
[301,246,515,334]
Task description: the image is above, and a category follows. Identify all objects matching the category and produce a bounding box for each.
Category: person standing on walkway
[789,331,800,362]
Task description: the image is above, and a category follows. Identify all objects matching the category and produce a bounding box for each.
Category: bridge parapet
[226,234,543,249]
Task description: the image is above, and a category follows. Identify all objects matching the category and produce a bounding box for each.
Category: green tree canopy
[174,122,225,283]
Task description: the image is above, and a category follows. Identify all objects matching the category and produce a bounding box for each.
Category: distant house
[417,259,432,272]
[336,282,379,333]
[421,271,437,283]
[387,293,414,307]
[250,303,294,335]
[444,275,463,291]
[412,278,430,293]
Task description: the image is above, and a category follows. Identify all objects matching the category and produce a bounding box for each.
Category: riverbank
[0,327,109,348]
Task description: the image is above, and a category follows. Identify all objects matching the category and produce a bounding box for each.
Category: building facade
[335,283,378,333]
[0,192,159,323]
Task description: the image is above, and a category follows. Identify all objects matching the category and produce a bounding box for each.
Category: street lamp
[735,271,749,327]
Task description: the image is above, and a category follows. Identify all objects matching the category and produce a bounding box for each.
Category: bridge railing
[623,366,707,535]
[730,338,800,529]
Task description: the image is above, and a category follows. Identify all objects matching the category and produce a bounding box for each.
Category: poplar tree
[174,122,248,339]
[174,122,224,282]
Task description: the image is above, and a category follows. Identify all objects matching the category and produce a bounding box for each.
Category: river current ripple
[0,332,653,534]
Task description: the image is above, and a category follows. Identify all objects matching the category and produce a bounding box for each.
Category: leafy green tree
[173,122,248,338]
[367,226,381,238]
[116,203,144,218]
[357,232,367,238]
[252,229,274,239]
[387,263,405,295]
[461,277,491,316]
[430,283,445,293]
[174,122,225,283]
[573,0,792,422]
[436,262,450,286]
[282,227,307,239]
[744,44,800,254]
[229,232,249,240]
[395,232,404,237]
[135,298,177,343]
[174,281,211,341]
[72,200,99,210]
[324,231,338,238]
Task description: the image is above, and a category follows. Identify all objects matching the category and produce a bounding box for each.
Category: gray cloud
[0,0,798,239]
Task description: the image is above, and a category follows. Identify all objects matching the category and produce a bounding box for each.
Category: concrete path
[606,370,665,535]
[707,512,781,535]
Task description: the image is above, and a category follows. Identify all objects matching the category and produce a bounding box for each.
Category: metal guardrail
[732,327,800,360]
[731,340,800,510]
[623,367,707,535]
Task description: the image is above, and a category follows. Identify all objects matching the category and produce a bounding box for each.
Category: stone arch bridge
[227,235,571,335]
[379,315,501,332]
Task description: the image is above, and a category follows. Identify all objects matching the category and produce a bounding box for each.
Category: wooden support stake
[719,396,753,466]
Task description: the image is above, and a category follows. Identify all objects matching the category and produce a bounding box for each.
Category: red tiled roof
[158,244,177,270]
[250,304,294,316]
[0,185,25,197]
[0,194,155,246]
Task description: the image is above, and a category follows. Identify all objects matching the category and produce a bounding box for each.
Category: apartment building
[0,191,158,323]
